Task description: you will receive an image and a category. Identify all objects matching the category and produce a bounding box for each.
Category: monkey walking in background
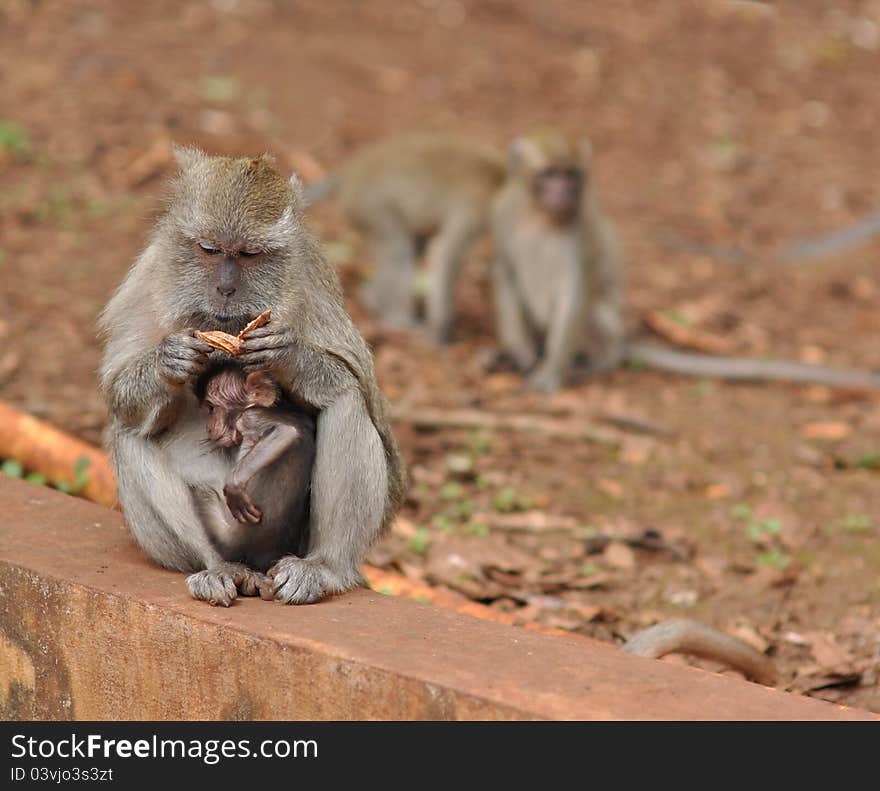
[490,127,880,392]
[100,147,405,606]
[304,133,506,344]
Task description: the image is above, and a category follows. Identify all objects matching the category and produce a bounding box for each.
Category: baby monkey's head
[197,365,278,447]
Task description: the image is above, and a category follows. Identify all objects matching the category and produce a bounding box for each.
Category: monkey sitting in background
[490,127,880,392]
[305,133,506,344]
[491,127,625,392]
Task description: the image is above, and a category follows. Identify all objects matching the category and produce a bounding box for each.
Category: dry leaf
[603,541,636,571]
[704,483,730,499]
[803,631,853,668]
[620,437,653,465]
[574,603,605,621]
[800,421,852,440]
[391,517,418,539]
[0,350,20,384]
[729,623,770,654]
[694,555,727,580]
[597,479,624,499]
[424,536,538,599]
[643,309,736,354]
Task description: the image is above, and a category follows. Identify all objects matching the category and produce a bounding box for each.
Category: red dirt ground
[1,0,879,711]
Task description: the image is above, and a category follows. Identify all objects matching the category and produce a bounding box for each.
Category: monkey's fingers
[170,329,214,356]
[239,329,290,351]
[238,352,277,373]
[235,502,261,523]
[163,349,209,366]
[189,336,216,355]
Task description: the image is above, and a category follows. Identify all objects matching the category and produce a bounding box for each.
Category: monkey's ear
[578,137,593,166]
[247,152,277,172]
[244,372,278,407]
[172,144,204,171]
[508,136,545,173]
[287,172,305,213]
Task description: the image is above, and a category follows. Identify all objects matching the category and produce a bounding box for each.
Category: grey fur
[99,148,406,606]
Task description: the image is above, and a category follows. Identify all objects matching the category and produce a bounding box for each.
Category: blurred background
[1,0,879,708]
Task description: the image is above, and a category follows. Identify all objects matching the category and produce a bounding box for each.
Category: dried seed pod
[238,310,272,339]
[195,330,243,355]
[195,311,272,355]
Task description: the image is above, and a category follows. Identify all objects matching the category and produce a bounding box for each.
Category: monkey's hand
[237,324,295,377]
[157,330,213,386]
[224,482,262,524]
[528,363,564,393]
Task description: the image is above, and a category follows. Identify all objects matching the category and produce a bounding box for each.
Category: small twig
[391,406,620,446]
[597,411,675,438]
[472,511,585,534]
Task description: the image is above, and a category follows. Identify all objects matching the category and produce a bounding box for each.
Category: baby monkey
[198,364,316,539]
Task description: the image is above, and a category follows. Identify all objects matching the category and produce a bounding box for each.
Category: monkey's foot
[186,562,269,607]
[527,365,565,393]
[267,556,361,605]
[478,348,523,373]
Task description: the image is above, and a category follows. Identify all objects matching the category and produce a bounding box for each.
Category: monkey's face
[204,399,244,447]
[201,368,250,447]
[195,243,268,322]
[533,166,583,224]
[165,150,300,329]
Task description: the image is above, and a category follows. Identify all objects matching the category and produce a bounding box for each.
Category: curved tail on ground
[623,618,776,686]
[627,342,880,389]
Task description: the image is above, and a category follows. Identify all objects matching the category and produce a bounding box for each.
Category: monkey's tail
[662,207,880,265]
[626,342,880,389]
[302,175,340,207]
[622,619,776,686]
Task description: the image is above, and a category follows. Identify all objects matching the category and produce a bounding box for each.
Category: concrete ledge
[0,476,872,720]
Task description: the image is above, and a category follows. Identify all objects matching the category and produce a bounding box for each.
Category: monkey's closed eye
[239,250,260,258]
[198,242,221,255]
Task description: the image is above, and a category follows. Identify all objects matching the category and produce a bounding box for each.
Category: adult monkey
[491,127,880,392]
[304,132,506,344]
[99,147,405,606]
[491,127,624,392]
